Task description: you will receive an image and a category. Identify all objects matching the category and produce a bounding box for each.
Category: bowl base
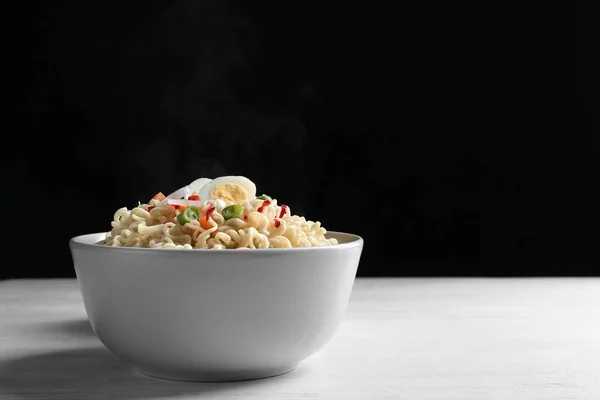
[133,364,298,383]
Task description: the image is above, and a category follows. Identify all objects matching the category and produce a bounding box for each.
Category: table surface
[1,278,599,400]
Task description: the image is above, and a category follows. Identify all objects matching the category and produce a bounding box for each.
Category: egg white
[189,178,212,193]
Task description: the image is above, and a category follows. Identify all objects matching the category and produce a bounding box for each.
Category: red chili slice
[243,214,248,221]
[279,204,287,218]
[206,206,215,219]
[274,219,281,228]
[148,206,155,212]
[257,200,271,213]
[188,195,200,201]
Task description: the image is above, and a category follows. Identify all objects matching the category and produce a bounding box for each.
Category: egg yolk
[210,183,248,204]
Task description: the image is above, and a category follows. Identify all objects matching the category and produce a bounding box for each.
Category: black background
[3,1,598,279]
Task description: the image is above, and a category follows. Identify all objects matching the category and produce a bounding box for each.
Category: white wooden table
[1,278,599,400]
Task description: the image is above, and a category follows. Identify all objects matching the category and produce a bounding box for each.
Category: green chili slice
[177,206,200,225]
[222,204,243,221]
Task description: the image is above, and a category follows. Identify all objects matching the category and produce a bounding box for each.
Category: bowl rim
[70,231,363,254]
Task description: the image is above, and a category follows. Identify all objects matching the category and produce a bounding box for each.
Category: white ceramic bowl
[69,232,363,382]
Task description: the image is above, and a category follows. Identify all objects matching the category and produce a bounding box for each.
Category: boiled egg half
[199,176,256,204]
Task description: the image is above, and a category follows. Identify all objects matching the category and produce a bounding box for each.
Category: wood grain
[1,278,599,400]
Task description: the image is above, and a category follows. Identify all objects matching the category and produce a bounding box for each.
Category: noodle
[101,178,338,250]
